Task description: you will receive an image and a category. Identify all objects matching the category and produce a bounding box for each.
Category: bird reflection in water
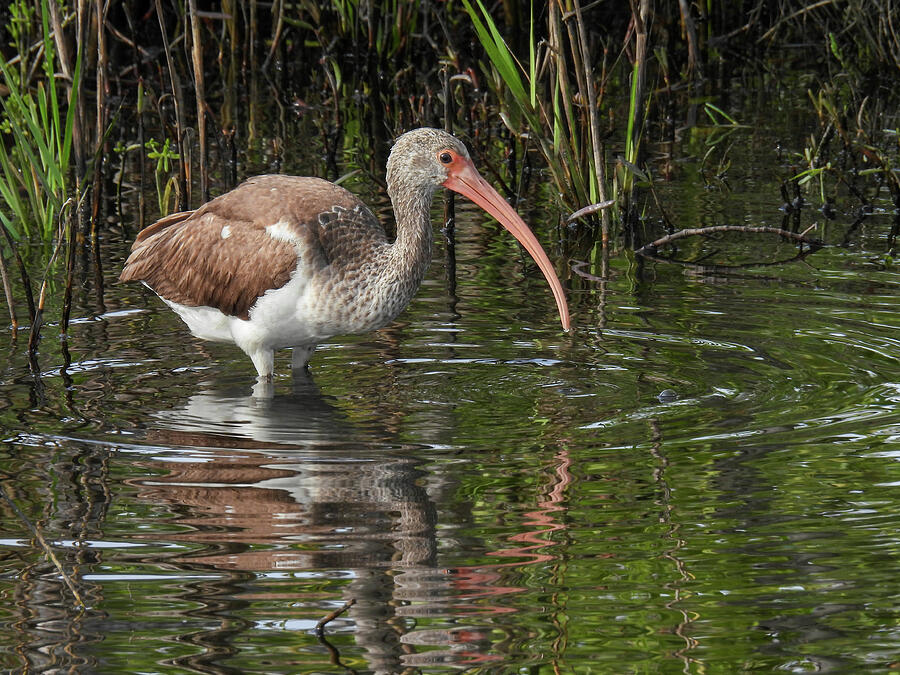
[131,375,496,671]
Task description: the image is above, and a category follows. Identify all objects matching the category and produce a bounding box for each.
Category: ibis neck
[386,184,436,292]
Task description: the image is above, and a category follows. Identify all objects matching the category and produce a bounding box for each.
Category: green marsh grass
[461,0,608,220]
[792,82,900,213]
[0,0,82,241]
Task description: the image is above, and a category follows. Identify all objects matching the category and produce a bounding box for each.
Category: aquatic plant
[762,1,900,83]
[795,80,900,213]
[144,138,182,217]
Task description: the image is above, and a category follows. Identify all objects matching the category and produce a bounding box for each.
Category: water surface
[2,115,900,673]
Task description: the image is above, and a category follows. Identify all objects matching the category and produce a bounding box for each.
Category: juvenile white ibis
[120,128,571,379]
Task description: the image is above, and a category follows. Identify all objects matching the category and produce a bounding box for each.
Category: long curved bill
[443,159,571,330]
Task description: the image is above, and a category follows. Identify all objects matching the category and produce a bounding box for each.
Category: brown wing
[120,175,381,320]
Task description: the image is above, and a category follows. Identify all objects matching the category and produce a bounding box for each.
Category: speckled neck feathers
[375,128,469,318]
[380,163,439,312]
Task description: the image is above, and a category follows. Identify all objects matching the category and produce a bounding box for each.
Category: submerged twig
[637,247,821,273]
[61,192,81,336]
[0,480,85,608]
[635,225,821,257]
[28,199,74,362]
[0,221,36,323]
[571,259,607,281]
[315,598,356,638]
[317,620,359,673]
[0,241,17,331]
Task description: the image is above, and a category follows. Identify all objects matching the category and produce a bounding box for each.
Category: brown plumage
[120,128,570,381]
[120,176,380,319]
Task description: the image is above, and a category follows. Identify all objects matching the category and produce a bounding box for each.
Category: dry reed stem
[188,0,209,202]
[628,0,650,163]
[442,67,458,299]
[573,0,610,239]
[122,1,147,227]
[677,0,702,77]
[72,0,89,183]
[92,0,109,241]
[47,0,71,82]
[759,0,841,42]
[155,0,188,211]
[549,2,578,194]
[264,0,284,69]
[442,66,456,243]
[61,196,78,336]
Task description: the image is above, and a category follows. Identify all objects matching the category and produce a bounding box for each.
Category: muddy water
[2,113,900,672]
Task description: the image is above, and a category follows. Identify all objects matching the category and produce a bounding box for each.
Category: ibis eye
[439,151,453,164]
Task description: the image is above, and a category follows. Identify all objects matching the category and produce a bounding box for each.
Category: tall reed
[461,0,609,224]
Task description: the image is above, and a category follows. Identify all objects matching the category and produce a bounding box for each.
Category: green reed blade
[461,0,527,105]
